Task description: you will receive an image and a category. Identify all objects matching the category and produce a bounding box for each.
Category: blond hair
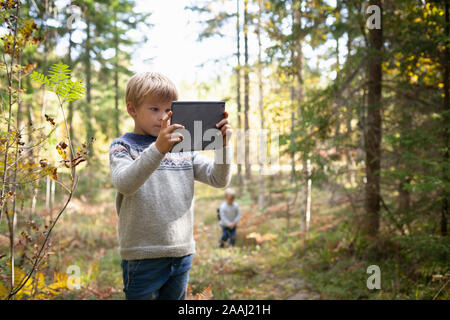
[125,72,178,107]
[225,188,236,197]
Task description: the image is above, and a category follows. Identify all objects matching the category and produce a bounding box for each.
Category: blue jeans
[220,226,237,246]
[121,254,193,300]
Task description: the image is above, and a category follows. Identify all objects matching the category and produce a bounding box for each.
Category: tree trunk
[42,0,50,212]
[301,159,312,234]
[45,176,50,210]
[236,0,243,195]
[398,179,410,215]
[9,49,23,295]
[396,89,412,230]
[257,0,265,210]
[26,75,38,219]
[50,179,55,219]
[114,11,120,138]
[441,1,449,236]
[41,0,49,120]
[67,24,75,150]
[363,0,383,237]
[244,0,251,181]
[85,19,95,158]
[290,86,296,182]
[292,0,310,235]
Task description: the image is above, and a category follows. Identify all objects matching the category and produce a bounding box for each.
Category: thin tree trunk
[364,0,383,237]
[257,0,265,210]
[114,11,120,138]
[85,19,94,157]
[301,159,311,234]
[50,178,55,219]
[9,50,23,296]
[0,18,17,221]
[42,0,50,211]
[441,1,449,236]
[236,0,243,195]
[290,0,299,182]
[41,0,49,120]
[67,24,75,150]
[345,30,354,184]
[26,76,38,219]
[244,0,251,181]
[398,179,410,215]
[336,39,340,75]
[292,0,310,235]
[290,86,296,182]
[5,203,14,294]
[396,91,411,230]
[46,176,50,210]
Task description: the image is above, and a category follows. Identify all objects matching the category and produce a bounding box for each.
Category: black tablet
[170,101,225,152]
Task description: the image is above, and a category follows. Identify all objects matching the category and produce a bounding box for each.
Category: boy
[218,188,241,248]
[108,72,233,300]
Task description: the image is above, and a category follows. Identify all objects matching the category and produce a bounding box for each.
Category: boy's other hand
[155,111,185,154]
[215,111,233,147]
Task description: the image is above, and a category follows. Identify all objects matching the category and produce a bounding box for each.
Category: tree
[256,0,265,209]
[243,0,251,181]
[236,0,244,194]
[97,0,150,138]
[264,0,328,234]
[363,0,383,237]
[185,0,249,191]
[440,0,449,236]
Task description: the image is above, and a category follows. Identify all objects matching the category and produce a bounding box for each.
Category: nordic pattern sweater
[109,132,232,260]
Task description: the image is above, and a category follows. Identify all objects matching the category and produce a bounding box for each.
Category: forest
[0,0,448,300]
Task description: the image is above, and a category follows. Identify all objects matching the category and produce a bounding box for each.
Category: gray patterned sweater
[109,132,232,260]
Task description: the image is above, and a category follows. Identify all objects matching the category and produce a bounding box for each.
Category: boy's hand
[215,111,233,147]
[155,111,185,154]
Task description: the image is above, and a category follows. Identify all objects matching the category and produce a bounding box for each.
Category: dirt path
[192,189,322,300]
[287,286,321,300]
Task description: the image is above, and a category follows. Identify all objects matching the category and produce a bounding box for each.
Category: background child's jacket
[218,200,242,228]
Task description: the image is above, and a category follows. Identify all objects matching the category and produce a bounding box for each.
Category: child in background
[218,188,241,248]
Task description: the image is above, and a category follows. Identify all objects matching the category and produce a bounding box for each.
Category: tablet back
[170,101,225,152]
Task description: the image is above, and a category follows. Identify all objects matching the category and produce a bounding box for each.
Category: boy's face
[225,194,235,204]
[127,94,172,137]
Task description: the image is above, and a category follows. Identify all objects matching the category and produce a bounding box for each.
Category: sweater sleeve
[109,141,165,196]
[193,145,232,188]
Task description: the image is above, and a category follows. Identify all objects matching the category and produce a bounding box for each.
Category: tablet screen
[170,101,225,152]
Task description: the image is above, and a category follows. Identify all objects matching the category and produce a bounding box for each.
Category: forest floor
[4,177,447,300]
[45,180,327,300]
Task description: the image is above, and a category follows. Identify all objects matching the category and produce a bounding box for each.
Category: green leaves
[57,79,86,102]
[29,62,85,102]
[48,62,70,82]
[29,70,50,87]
